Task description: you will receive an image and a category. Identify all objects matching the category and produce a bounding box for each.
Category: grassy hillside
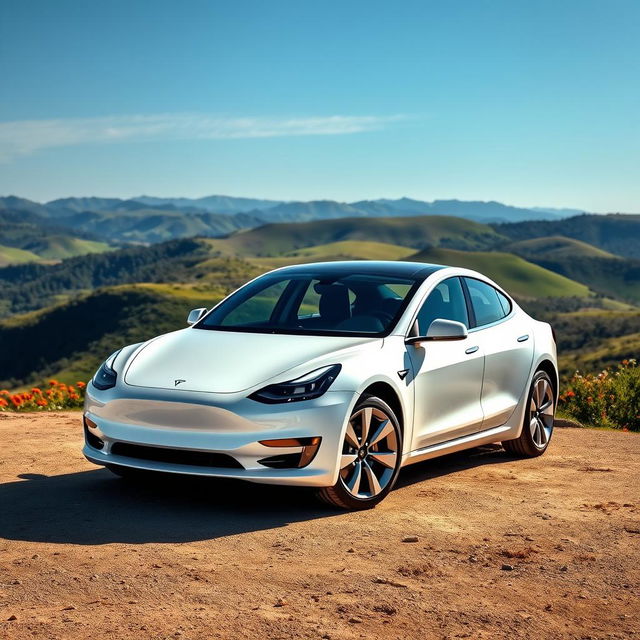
[203,215,507,256]
[0,245,42,267]
[506,237,640,304]
[0,238,260,318]
[507,235,616,259]
[24,236,111,260]
[0,286,222,388]
[0,209,113,264]
[495,214,640,258]
[407,247,590,298]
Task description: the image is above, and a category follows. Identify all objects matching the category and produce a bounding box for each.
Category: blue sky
[0,0,638,211]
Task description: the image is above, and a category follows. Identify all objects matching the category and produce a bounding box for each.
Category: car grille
[110,442,244,469]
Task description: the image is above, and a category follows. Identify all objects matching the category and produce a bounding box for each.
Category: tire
[316,395,403,510]
[503,370,555,457]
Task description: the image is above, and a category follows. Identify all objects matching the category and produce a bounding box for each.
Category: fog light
[258,437,321,468]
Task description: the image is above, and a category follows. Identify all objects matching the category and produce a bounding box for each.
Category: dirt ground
[0,412,638,640]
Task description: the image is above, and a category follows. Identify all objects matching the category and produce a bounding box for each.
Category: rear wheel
[316,395,403,510]
[503,370,555,457]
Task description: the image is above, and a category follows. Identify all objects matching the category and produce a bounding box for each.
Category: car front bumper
[82,384,357,487]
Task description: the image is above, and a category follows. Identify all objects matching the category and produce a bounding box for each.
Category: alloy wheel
[339,406,399,499]
[529,377,554,448]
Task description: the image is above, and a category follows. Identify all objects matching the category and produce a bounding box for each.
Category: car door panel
[407,277,485,450]
[408,341,484,449]
[462,278,535,430]
[473,317,534,428]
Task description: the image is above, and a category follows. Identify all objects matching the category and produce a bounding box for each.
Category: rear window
[464,278,509,327]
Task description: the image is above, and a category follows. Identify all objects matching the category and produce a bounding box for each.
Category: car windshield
[196,271,421,336]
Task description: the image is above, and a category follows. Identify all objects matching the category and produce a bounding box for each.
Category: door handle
[517,334,529,342]
[465,345,479,354]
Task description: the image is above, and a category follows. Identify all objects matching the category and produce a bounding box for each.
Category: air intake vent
[110,442,244,469]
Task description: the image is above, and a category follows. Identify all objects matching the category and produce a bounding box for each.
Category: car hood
[123,328,380,394]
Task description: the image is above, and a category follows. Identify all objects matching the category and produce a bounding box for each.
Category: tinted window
[198,272,420,336]
[496,290,512,316]
[416,277,469,334]
[464,278,507,326]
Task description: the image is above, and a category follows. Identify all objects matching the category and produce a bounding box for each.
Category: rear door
[462,278,534,429]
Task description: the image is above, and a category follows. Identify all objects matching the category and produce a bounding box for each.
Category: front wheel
[503,370,555,457]
[316,395,403,510]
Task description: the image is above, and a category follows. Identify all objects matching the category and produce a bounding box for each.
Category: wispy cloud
[0,112,406,161]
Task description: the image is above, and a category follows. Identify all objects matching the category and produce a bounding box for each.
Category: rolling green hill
[505,236,640,304]
[407,247,591,298]
[507,235,616,259]
[0,245,42,267]
[24,235,111,260]
[495,214,640,258]
[203,215,507,256]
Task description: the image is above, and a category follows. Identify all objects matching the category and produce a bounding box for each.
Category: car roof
[273,260,445,280]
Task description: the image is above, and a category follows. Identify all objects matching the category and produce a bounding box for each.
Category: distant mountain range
[0,192,626,262]
[3,193,591,223]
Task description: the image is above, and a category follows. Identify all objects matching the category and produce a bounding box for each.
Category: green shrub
[559,359,640,431]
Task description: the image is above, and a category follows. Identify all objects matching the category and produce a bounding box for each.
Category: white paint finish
[84,262,557,494]
[470,311,535,429]
[124,328,377,393]
[407,338,484,449]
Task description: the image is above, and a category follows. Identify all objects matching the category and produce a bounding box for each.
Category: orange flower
[0,389,10,395]
[566,390,575,398]
[69,393,79,400]
[21,393,33,401]
[36,399,47,407]
[0,398,8,407]
[11,395,22,406]
[67,385,76,394]
[31,387,42,394]
[76,381,86,389]
[48,379,58,386]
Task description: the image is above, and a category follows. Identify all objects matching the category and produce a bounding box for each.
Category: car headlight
[91,350,121,391]
[249,364,342,404]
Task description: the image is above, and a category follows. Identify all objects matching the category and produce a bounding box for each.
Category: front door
[407,277,485,450]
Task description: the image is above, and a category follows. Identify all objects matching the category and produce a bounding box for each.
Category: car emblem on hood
[174,379,186,386]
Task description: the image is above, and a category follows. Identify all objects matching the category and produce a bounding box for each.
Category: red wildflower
[36,399,47,407]
[31,387,42,394]
[0,398,8,407]
[11,395,22,406]
[48,379,58,386]
[76,381,86,389]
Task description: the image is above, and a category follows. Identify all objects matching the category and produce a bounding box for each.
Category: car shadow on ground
[0,444,516,545]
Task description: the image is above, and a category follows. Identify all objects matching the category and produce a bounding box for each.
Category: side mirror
[405,318,468,345]
[187,307,207,325]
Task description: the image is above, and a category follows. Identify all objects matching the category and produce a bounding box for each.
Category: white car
[83,261,558,510]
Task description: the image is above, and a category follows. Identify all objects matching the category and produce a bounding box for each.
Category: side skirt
[402,425,513,467]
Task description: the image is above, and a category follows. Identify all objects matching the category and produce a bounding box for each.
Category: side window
[416,277,469,334]
[496,290,512,316]
[464,278,508,327]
